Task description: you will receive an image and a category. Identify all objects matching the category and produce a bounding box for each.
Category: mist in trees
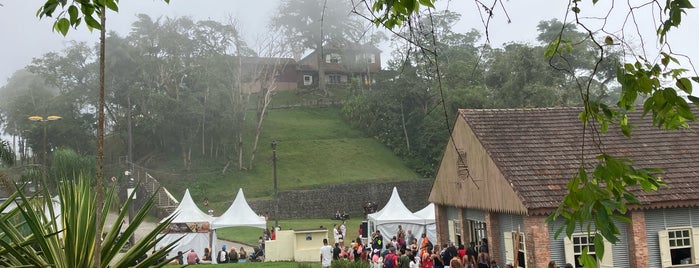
[0,14,291,186]
[0,8,622,182]
[342,14,623,177]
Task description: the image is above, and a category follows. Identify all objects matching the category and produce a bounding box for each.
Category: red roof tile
[459,107,699,210]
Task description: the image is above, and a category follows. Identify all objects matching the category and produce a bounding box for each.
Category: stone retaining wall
[248,179,433,219]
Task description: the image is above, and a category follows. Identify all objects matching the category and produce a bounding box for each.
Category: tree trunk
[201,86,208,156]
[94,9,106,268]
[248,88,273,170]
[400,104,410,151]
[235,42,245,170]
[317,39,327,95]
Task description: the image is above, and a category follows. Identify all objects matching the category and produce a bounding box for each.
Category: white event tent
[367,187,425,247]
[210,188,267,263]
[211,188,267,229]
[413,203,437,245]
[156,189,215,260]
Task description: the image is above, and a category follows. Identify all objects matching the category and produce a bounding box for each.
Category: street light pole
[28,115,62,193]
[125,173,136,247]
[271,140,278,228]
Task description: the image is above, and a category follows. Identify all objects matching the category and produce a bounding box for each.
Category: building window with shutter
[325,53,341,64]
[659,228,699,267]
[303,75,313,85]
[564,233,613,268]
[504,232,526,268]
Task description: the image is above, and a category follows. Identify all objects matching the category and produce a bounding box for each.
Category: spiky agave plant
[0,175,180,267]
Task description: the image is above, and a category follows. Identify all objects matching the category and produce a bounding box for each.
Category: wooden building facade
[430,107,699,268]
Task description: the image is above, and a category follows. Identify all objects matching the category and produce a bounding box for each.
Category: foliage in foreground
[0,176,178,267]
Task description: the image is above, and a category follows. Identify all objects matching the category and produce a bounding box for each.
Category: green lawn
[154,107,420,214]
[216,218,366,246]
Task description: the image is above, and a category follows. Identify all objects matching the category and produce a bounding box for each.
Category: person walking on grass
[321,238,333,268]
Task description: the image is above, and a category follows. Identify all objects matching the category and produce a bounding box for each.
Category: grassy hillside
[152,106,420,213]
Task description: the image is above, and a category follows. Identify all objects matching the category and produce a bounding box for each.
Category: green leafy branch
[370,0,435,28]
[36,0,169,36]
[548,154,665,268]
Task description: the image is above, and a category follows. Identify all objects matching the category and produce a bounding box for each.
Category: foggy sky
[1,0,698,88]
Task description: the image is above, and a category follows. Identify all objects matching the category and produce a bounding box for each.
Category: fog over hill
[3,1,696,88]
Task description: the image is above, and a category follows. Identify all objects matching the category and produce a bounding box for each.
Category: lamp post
[125,171,136,246]
[28,115,62,193]
[271,140,278,228]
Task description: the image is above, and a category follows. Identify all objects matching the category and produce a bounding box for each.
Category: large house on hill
[430,107,699,268]
[240,57,298,94]
[297,42,381,88]
[239,42,382,93]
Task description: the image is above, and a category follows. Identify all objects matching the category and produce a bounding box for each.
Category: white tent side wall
[367,187,426,246]
[158,189,215,262]
[413,203,437,245]
[157,232,217,261]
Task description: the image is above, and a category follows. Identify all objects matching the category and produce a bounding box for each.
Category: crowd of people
[320,224,576,268]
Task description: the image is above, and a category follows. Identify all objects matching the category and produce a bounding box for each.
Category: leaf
[688,95,699,106]
[55,17,70,36]
[418,0,435,8]
[676,77,693,94]
[604,36,614,45]
[84,14,102,30]
[67,5,79,25]
[105,0,119,12]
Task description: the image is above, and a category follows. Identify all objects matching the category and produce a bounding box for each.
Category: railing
[125,161,179,217]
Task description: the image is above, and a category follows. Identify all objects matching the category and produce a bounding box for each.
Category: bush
[331,259,371,268]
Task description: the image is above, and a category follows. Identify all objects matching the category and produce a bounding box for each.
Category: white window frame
[564,233,613,268]
[504,231,526,268]
[325,53,341,64]
[303,75,313,86]
[448,220,460,246]
[356,53,376,64]
[658,227,699,267]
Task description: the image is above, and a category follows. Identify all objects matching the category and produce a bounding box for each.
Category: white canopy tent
[211,188,267,229]
[210,188,267,263]
[156,189,215,261]
[413,203,437,245]
[367,187,425,248]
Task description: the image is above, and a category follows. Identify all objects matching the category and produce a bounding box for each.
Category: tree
[270,0,365,95]
[365,1,697,267]
[0,140,13,168]
[36,1,169,267]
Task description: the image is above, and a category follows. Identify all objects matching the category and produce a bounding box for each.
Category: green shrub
[330,259,370,268]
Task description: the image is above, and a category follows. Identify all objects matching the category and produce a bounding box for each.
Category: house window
[325,53,341,64]
[564,233,613,268]
[448,220,461,246]
[572,235,595,267]
[303,75,313,86]
[659,228,699,267]
[504,232,526,268]
[327,74,341,84]
[355,53,376,64]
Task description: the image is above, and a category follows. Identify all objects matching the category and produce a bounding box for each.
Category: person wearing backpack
[383,246,398,268]
[217,245,229,263]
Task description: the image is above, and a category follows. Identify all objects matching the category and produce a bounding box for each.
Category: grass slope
[155,107,419,215]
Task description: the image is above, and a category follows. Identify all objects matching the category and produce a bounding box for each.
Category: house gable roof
[455,107,699,213]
